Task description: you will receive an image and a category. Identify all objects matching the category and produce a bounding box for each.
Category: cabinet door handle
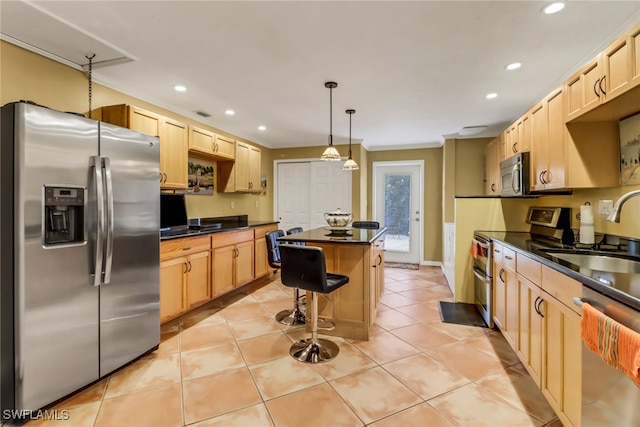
[599,75,606,95]
[545,170,552,184]
[594,77,601,97]
[512,142,517,153]
[499,268,505,283]
[491,183,496,192]
[534,296,540,316]
[504,255,513,260]
[163,172,168,183]
[159,172,163,183]
[183,262,188,274]
[377,254,382,266]
[538,171,545,184]
[536,297,544,318]
[182,247,191,251]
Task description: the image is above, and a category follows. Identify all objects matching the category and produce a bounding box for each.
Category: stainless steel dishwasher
[576,287,640,427]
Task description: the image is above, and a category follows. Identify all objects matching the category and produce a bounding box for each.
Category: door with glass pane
[373,162,422,264]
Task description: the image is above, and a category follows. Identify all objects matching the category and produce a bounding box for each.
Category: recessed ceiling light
[258,125,266,131]
[486,93,498,99]
[543,2,565,14]
[506,62,522,70]
[174,85,186,92]
[225,110,235,116]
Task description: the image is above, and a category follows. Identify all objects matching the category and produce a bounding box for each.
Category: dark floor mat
[438,301,489,328]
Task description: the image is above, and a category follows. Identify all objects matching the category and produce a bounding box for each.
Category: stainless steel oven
[472,233,493,327]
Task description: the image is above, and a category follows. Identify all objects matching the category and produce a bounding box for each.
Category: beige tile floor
[28,266,564,427]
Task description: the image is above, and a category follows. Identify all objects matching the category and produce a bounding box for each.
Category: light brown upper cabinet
[97,104,188,189]
[566,30,637,121]
[214,135,236,160]
[530,89,566,191]
[217,141,262,193]
[503,113,531,159]
[188,126,236,161]
[484,136,501,195]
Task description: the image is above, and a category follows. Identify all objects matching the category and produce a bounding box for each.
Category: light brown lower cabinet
[253,224,278,278]
[370,238,385,321]
[160,236,211,323]
[160,225,276,324]
[495,249,582,427]
[211,229,255,298]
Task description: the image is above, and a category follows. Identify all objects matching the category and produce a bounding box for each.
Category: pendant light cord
[328,86,333,147]
[86,54,96,119]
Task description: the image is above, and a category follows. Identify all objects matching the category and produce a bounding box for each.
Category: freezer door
[98,122,160,376]
[7,103,99,411]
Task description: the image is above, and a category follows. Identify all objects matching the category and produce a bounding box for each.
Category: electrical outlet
[598,199,613,215]
[230,201,235,209]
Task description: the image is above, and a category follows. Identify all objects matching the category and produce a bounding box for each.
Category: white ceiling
[2,1,640,151]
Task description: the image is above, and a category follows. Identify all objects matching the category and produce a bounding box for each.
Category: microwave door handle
[511,164,521,194]
[91,156,105,286]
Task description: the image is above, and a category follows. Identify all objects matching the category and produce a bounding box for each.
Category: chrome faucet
[606,189,640,223]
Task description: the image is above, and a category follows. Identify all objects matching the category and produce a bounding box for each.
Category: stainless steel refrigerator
[1,102,160,419]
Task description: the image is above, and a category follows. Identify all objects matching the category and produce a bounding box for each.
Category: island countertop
[278,226,387,245]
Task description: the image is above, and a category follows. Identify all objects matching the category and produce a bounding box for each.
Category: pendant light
[320,81,341,161]
[343,109,359,170]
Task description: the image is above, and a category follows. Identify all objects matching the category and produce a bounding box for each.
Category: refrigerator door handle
[91,156,105,286]
[103,157,114,284]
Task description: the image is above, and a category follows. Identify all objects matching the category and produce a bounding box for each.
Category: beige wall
[442,138,492,223]
[455,138,491,195]
[367,148,444,262]
[1,41,274,221]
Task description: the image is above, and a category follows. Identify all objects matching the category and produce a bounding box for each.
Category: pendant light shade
[321,82,341,161]
[342,109,359,170]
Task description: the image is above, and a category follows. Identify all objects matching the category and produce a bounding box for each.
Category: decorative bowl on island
[324,208,353,228]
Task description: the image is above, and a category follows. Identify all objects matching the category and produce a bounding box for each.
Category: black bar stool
[265,230,306,326]
[280,244,349,363]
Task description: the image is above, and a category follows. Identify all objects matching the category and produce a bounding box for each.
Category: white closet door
[276,160,351,232]
[310,161,352,229]
[277,162,311,232]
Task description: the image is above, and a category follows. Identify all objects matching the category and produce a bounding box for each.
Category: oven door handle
[472,238,491,250]
[473,268,490,282]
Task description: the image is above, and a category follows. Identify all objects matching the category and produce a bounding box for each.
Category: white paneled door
[276,160,351,233]
[373,161,423,264]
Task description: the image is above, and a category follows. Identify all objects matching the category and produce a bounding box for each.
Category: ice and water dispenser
[44,186,85,246]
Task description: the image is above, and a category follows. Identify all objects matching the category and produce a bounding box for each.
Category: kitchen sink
[544,251,640,274]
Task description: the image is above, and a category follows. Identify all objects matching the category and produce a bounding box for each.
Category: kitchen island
[279,226,386,340]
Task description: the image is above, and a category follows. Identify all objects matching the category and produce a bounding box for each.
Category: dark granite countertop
[279,226,387,245]
[476,231,640,311]
[161,216,278,241]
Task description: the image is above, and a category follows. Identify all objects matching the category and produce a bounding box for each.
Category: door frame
[372,160,424,264]
[273,158,352,227]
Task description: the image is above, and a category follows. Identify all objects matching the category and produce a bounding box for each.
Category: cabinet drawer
[502,246,516,271]
[493,243,503,264]
[253,224,278,240]
[211,229,254,248]
[516,253,541,284]
[161,236,210,260]
[542,265,582,314]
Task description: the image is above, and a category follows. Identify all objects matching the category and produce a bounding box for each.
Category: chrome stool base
[275,307,306,326]
[290,338,340,363]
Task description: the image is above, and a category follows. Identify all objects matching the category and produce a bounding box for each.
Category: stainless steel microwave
[500,152,530,196]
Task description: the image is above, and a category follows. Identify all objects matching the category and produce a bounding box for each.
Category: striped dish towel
[581,302,640,387]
